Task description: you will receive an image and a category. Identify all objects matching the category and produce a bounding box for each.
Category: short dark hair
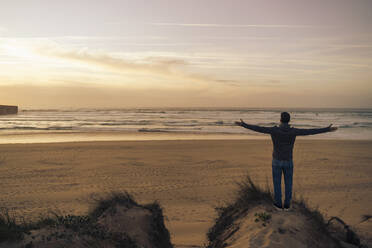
[280,112,290,123]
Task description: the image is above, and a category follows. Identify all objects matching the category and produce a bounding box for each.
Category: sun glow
[2,42,36,60]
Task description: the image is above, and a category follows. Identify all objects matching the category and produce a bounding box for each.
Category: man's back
[238,122,332,161]
[270,124,297,161]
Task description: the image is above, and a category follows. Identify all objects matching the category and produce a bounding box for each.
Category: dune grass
[0,207,27,242]
[0,192,173,248]
[206,176,274,247]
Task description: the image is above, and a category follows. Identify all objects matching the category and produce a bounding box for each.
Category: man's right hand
[328,124,338,132]
[235,119,245,127]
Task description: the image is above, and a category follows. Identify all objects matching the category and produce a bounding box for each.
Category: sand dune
[0,139,371,247]
[0,193,172,248]
[206,177,364,248]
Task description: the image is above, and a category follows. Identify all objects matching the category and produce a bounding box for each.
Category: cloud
[35,44,239,86]
[150,23,328,28]
[45,47,185,75]
[0,26,7,34]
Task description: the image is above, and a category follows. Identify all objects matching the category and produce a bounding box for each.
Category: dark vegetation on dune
[0,192,173,248]
[206,176,366,248]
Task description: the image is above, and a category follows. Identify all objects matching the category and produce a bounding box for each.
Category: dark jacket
[241,122,331,161]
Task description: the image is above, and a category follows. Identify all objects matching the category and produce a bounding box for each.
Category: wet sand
[0,139,371,247]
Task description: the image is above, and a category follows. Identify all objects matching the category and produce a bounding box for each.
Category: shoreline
[1,131,371,144]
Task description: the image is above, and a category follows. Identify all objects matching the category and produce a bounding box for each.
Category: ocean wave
[138,127,203,133]
[163,123,199,127]
[21,109,62,112]
[0,126,73,130]
[353,122,372,127]
[339,125,353,128]
[0,116,77,120]
[257,122,278,126]
[1,108,371,139]
[135,110,167,114]
[100,121,152,126]
[138,128,171,133]
[339,123,372,128]
[291,124,321,128]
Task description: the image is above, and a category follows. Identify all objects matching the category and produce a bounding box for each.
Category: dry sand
[0,139,371,247]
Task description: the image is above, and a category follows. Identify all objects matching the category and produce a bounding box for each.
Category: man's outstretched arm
[294,124,338,136]
[235,119,272,134]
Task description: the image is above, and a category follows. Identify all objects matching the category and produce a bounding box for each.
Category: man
[235,112,337,210]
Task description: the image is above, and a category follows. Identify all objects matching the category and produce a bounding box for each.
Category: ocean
[0,108,371,143]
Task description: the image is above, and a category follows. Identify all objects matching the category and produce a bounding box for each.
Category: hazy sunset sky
[0,0,371,108]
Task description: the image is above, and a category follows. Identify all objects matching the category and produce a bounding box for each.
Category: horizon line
[150,23,332,28]
[16,106,372,111]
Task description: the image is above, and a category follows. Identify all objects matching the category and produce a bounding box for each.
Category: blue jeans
[272,159,293,207]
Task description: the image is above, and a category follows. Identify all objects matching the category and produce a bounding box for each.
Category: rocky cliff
[0,105,18,115]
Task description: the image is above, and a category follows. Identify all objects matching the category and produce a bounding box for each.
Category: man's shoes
[283,204,291,211]
[273,203,282,211]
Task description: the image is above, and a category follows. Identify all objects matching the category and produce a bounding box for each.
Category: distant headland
[0,105,18,115]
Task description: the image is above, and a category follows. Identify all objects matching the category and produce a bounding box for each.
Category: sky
[0,0,372,108]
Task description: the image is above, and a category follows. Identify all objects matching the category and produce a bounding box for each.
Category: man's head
[280,112,290,123]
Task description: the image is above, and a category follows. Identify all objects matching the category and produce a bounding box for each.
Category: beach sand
[0,139,371,247]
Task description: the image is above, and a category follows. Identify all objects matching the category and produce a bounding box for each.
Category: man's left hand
[328,124,338,132]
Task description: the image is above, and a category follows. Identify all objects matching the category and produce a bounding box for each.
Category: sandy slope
[231,206,318,248]
[0,139,371,247]
[212,204,340,248]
